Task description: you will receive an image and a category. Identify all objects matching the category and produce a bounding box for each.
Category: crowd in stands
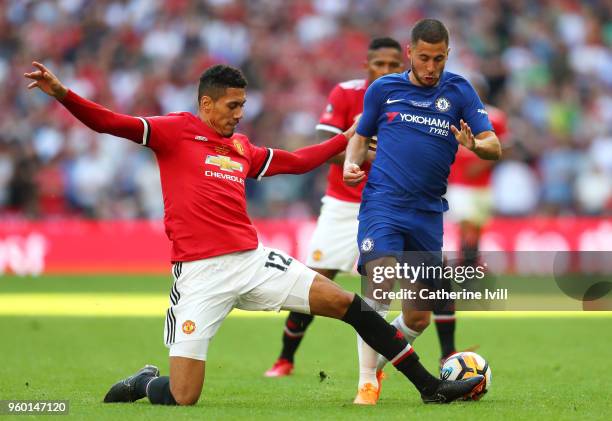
[1,0,610,219]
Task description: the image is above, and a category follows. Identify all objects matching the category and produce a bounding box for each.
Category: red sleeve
[247,142,272,179]
[250,133,348,179]
[315,85,349,134]
[143,114,188,153]
[59,90,145,144]
[59,90,186,152]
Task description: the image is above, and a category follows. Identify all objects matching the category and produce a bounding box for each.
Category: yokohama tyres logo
[398,113,450,129]
[386,112,450,129]
[386,112,400,122]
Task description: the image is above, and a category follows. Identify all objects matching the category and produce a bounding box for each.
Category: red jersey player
[25,61,484,407]
[265,38,406,404]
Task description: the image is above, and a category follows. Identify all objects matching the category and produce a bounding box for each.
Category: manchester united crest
[233,139,245,156]
[182,320,196,335]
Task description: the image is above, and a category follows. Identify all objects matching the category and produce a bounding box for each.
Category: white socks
[357,298,389,388]
[375,313,422,372]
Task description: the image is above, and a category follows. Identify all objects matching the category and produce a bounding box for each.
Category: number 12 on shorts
[265,251,293,272]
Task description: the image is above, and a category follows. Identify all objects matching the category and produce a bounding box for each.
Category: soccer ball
[440,352,491,399]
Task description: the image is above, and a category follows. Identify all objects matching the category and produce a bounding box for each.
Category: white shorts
[165,245,316,361]
[445,185,493,225]
[305,195,361,272]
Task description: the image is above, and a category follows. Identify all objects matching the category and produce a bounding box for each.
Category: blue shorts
[357,206,443,276]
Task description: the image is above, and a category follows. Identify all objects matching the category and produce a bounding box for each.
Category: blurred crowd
[0,0,610,220]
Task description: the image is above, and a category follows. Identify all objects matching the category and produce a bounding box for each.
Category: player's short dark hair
[198,65,248,102]
[410,18,449,46]
[368,37,402,53]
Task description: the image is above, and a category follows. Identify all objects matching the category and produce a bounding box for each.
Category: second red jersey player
[316,78,371,203]
[446,102,508,231]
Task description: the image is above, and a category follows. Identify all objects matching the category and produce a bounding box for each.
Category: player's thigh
[403,210,443,254]
[166,261,237,362]
[312,267,339,280]
[471,188,493,226]
[169,356,205,405]
[236,247,317,315]
[446,185,492,226]
[396,211,444,314]
[445,184,476,224]
[363,256,399,301]
[403,210,443,285]
[357,219,405,306]
[306,196,360,273]
[308,273,354,319]
[357,218,405,279]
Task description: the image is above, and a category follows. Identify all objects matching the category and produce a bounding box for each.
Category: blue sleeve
[356,81,384,137]
[461,82,493,135]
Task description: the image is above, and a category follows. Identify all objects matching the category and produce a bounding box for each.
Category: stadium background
[0,0,611,275]
[1,1,611,419]
[1,0,611,219]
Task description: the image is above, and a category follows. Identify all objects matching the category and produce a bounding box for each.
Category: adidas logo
[195,135,208,141]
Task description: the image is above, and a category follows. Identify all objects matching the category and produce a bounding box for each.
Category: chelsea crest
[435,97,451,112]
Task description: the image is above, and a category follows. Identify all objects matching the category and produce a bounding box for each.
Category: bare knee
[170,383,201,406]
[324,289,354,319]
[403,313,430,332]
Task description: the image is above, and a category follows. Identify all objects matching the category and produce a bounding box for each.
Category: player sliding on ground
[25,62,484,406]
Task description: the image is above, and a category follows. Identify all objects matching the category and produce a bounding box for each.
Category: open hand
[24,61,68,99]
[450,119,476,151]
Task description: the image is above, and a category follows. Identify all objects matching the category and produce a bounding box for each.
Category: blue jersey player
[344,19,501,401]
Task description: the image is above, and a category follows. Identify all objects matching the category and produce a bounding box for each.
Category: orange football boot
[353,370,385,405]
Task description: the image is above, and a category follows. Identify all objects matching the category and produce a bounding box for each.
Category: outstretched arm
[264,131,350,177]
[259,120,356,177]
[322,129,376,165]
[24,61,145,144]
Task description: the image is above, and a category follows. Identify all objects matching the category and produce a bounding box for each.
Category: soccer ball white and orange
[440,352,491,399]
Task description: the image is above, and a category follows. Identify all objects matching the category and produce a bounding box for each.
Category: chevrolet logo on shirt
[205,155,243,172]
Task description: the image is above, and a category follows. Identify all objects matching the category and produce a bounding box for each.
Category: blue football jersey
[356,70,493,212]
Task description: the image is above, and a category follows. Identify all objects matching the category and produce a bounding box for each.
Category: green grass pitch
[0,274,610,420]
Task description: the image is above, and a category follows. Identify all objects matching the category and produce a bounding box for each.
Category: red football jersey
[448,105,508,187]
[59,89,348,263]
[144,113,272,261]
[316,79,370,203]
